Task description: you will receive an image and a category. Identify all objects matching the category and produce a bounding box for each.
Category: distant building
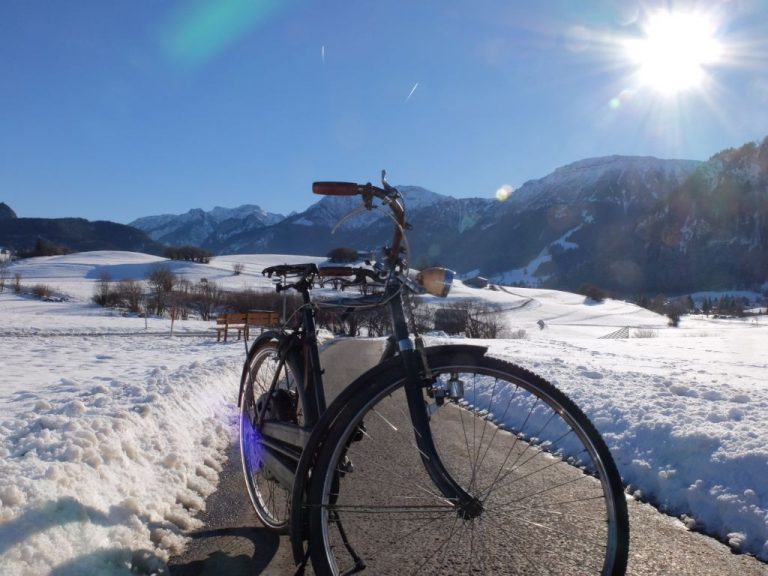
[0,247,11,262]
[463,276,489,289]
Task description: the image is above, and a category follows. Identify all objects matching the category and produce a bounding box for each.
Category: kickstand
[297,510,366,575]
[292,549,310,576]
[332,510,367,574]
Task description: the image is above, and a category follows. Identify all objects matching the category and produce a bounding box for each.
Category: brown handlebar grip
[312,182,360,196]
[317,266,355,277]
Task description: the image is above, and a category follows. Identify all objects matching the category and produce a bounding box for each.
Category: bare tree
[359,306,391,337]
[93,271,113,307]
[0,261,9,293]
[408,297,435,334]
[13,272,22,294]
[118,279,144,314]
[147,264,176,316]
[194,278,223,321]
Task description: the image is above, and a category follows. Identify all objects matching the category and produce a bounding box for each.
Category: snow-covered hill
[1,251,767,573]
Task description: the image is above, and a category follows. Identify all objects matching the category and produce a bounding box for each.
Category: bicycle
[238,172,629,575]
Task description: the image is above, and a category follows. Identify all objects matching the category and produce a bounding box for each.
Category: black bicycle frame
[252,283,328,493]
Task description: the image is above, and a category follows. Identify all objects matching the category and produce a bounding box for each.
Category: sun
[626,10,722,95]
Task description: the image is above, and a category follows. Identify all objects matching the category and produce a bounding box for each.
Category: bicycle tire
[308,347,629,575]
[240,338,304,533]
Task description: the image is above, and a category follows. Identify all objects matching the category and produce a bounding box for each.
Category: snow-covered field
[1,251,767,574]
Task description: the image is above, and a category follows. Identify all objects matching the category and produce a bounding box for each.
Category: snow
[510,155,701,209]
[2,252,768,573]
[129,205,285,241]
[489,224,583,286]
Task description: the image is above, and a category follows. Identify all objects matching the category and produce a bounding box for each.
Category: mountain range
[0,204,163,256]
[127,137,768,294]
[3,137,766,294]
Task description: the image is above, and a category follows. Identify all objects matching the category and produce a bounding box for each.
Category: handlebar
[311,182,360,196]
[312,171,407,269]
[263,263,319,278]
[318,266,386,284]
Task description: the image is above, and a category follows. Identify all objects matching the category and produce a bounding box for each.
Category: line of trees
[93,264,304,321]
[314,297,509,339]
[18,239,73,258]
[163,245,212,263]
[634,292,758,325]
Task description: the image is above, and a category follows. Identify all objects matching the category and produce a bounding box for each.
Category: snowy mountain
[479,144,768,293]
[638,139,768,292]
[509,155,701,210]
[204,185,496,263]
[128,137,768,293]
[472,155,705,290]
[129,204,285,249]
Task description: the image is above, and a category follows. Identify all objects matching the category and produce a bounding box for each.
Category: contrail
[321,45,325,64]
[406,82,419,102]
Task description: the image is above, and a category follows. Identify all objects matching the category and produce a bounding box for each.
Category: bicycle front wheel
[308,348,628,575]
[240,339,304,533]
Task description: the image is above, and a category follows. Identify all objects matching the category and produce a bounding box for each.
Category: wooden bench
[215,310,280,342]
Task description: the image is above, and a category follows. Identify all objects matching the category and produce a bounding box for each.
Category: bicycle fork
[389,291,483,519]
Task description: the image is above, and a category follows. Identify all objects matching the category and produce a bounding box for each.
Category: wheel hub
[456,496,484,520]
[256,389,298,423]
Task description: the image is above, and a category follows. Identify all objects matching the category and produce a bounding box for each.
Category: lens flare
[609,88,635,109]
[164,0,287,68]
[496,184,514,202]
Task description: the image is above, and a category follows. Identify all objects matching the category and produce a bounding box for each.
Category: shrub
[579,283,607,303]
[327,246,359,263]
[633,328,658,338]
[432,300,504,339]
[118,279,144,313]
[32,284,53,299]
[93,272,114,307]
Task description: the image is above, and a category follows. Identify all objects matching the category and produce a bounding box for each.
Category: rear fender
[237,330,284,407]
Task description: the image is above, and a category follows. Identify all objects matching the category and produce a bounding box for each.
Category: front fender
[288,343,488,563]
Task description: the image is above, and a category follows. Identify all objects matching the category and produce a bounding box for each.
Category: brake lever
[381,169,394,192]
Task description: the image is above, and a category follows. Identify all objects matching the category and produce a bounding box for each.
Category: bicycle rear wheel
[240,339,304,533]
[308,348,628,575]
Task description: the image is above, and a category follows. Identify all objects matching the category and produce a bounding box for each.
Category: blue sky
[1,0,766,223]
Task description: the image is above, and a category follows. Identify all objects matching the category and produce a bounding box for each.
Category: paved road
[169,339,768,575]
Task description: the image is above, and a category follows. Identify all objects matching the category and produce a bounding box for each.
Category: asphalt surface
[169,339,768,575]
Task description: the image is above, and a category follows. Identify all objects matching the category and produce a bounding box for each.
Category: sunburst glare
[625,10,723,95]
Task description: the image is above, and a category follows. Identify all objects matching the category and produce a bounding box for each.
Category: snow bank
[2,251,767,569]
[0,297,243,574]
